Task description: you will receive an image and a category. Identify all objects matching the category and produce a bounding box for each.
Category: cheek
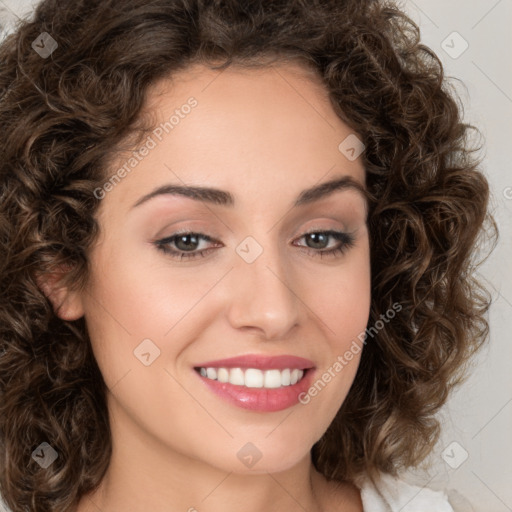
[299,238,370,412]
[80,250,168,387]
[82,247,224,388]
[85,243,207,337]
[298,252,370,430]
[310,241,371,349]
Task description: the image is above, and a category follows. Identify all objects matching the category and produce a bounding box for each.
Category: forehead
[142,59,355,145]
[148,58,327,104]
[98,60,366,220]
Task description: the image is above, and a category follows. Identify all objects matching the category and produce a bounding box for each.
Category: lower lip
[195,369,315,412]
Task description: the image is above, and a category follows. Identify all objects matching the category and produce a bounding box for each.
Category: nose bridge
[226,232,300,339]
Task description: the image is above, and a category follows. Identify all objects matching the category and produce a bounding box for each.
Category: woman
[0,0,496,511]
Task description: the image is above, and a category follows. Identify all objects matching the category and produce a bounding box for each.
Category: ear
[36,266,85,321]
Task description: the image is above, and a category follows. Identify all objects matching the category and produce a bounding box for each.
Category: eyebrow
[130,174,369,210]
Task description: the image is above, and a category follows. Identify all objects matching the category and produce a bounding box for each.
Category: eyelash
[154,229,356,261]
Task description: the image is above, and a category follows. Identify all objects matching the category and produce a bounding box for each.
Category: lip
[193,354,316,412]
[193,354,315,370]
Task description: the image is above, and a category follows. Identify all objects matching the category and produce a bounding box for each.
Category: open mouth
[194,366,309,389]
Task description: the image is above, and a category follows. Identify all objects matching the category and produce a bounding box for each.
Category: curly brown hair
[0,0,497,510]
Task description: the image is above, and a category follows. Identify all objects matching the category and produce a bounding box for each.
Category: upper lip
[194,354,315,370]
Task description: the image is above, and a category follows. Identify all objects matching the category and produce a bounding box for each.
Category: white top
[0,473,460,512]
[0,496,9,512]
[355,471,456,511]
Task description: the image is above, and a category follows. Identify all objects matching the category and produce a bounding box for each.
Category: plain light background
[0,1,511,511]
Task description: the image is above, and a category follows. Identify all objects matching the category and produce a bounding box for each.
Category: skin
[46,61,370,511]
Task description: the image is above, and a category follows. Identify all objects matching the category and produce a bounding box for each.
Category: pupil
[308,233,327,249]
[176,234,198,251]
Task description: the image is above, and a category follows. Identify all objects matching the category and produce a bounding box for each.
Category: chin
[201,436,314,475]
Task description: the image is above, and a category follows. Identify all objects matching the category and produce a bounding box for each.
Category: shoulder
[352,471,456,512]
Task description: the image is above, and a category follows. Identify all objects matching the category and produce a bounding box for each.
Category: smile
[196,367,306,389]
[193,354,315,412]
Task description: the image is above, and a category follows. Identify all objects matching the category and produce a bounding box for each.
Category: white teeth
[291,369,300,385]
[264,369,282,388]
[229,367,245,386]
[217,368,229,383]
[245,368,264,388]
[197,367,307,388]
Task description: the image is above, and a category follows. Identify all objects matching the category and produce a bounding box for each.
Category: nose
[225,238,301,340]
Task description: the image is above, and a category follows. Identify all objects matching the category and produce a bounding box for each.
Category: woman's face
[63,61,371,474]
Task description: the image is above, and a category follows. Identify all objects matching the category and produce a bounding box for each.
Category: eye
[154,231,219,260]
[293,230,356,258]
[154,229,356,261]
